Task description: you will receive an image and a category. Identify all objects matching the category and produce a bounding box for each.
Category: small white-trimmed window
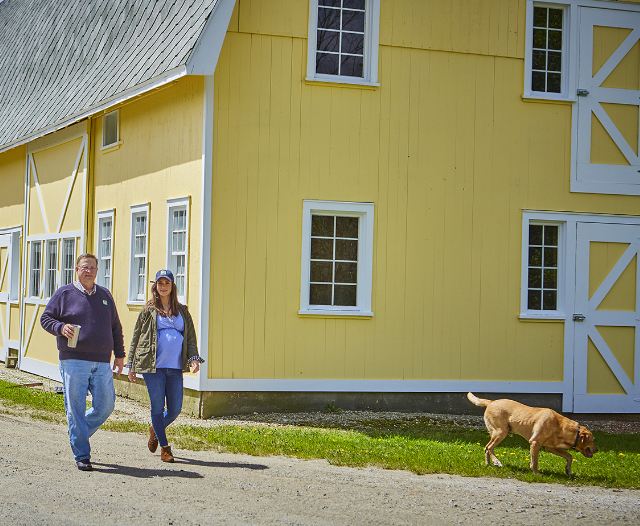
[9,231,21,302]
[96,210,114,290]
[29,241,42,298]
[520,217,565,319]
[524,1,575,100]
[102,110,119,148]
[44,240,58,298]
[128,203,149,303]
[306,0,380,86]
[166,197,189,304]
[61,238,76,286]
[300,200,374,316]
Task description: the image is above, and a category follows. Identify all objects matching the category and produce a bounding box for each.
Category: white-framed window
[61,238,76,286]
[166,197,189,304]
[128,203,149,303]
[520,215,565,319]
[9,231,21,302]
[96,210,114,290]
[306,0,380,86]
[524,1,576,101]
[102,110,119,149]
[300,200,374,316]
[44,239,58,298]
[29,241,42,298]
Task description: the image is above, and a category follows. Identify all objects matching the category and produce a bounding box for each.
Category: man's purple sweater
[40,284,125,363]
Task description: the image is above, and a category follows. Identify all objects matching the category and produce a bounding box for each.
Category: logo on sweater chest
[103,300,108,305]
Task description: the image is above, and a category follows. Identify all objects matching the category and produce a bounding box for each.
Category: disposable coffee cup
[68,325,81,348]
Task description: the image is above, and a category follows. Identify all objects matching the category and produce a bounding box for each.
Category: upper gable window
[102,110,119,149]
[524,2,574,101]
[307,0,380,86]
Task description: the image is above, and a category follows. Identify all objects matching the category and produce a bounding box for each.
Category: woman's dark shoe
[148,425,159,453]
[161,445,174,463]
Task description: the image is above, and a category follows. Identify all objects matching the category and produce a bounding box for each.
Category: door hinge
[573,314,586,322]
[577,89,589,97]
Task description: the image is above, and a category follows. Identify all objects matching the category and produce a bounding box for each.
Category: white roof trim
[187,0,237,75]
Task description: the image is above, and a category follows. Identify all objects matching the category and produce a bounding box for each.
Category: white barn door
[574,7,640,195]
[573,221,640,412]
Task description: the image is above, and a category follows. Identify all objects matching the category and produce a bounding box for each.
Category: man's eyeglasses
[78,266,98,273]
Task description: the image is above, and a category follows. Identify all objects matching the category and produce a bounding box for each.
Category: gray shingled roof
[0,0,219,149]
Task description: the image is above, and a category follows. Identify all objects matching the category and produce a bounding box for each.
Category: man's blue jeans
[143,368,183,447]
[59,360,116,462]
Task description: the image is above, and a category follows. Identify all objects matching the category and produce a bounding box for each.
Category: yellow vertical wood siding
[208,0,640,383]
[0,146,25,230]
[91,76,204,341]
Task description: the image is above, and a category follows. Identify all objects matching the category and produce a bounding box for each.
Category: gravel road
[1,409,639,526]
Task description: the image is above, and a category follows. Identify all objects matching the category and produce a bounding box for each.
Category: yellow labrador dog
[467,392,597,475]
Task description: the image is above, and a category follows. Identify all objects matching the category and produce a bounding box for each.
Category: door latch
[573,314,586,321]
[577,89,589,97]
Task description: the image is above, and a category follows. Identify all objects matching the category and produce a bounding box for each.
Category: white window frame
[44,239,58,298]
[101,109,120,150]
[128,203,149,305]
[9,231,21,302]
[306,0,381,87]
[300,200,374,316]
[61,238,76,286]
[523,1,577,102]
[96,209,115,291]
[29,240,42,298]
[520,213,566,320]
[166,197,190,304]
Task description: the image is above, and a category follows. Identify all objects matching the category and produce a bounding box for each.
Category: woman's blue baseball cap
[152,269,174,283]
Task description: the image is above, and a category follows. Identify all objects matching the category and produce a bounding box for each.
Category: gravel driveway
[1,369,640,525]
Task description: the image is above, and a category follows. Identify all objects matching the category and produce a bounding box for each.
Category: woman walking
[127,270,204,462]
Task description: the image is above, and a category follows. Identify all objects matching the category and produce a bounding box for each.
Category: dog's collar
[572,426,581,449]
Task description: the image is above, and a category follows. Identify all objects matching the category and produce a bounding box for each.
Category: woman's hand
[189,361,200,374]
[128,370,137,383]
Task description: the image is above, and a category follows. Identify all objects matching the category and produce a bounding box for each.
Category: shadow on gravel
[91,462,205,478]
[173,457,269,471]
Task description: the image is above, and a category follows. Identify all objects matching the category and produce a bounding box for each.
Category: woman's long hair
[147,280,180,317]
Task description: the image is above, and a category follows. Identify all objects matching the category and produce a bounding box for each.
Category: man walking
[41,253,125,471]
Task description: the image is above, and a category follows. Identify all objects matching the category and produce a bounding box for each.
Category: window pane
[528,247,542,267]
[544,225,558,245]
[311,238,334,260]
[528,268,542,288]
[342,10,365,32]
[310,261,333,282]
[104,113,118,146]
[335,239,358,261]
[543,290,557,310]
[335,262,357,283]
[549,8,563,29]
[310,284,332,305]
[532,50,546,70]
[340,55,364,77]
[548,30,562,50]
[318,30,340,52]
[529,225,543,245]
[316,52,340,75]
[312,215,335,237]
[543,268,557,289]
[532,71,545,92]
[533,6,547,27]
[336,216,358,238]
[341,32,364,55]
[319,0,340,6]
[318,7,340,29]
[334,284,357,306]
[547,51,561,72]
[533,28,547,49]
[344,0,365,9]
[547,73,561,93]
[543,247,557,267]
[528,290,542,310]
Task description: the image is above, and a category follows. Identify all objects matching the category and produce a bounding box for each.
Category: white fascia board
[0,66,187,155]
[186,0,237,75]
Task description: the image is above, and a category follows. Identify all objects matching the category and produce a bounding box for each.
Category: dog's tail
[467,392,492,407]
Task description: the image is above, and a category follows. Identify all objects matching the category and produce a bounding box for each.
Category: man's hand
[189,360,200,374]
[112,357,124,375]
[128,370,137,383]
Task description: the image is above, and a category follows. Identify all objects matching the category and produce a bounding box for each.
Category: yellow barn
[0,0,639,417]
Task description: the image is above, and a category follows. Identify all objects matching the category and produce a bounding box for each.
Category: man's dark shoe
[76,459,92,471]
[148,425,159,453]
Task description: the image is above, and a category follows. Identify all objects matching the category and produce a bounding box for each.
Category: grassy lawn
[2,379,639,489]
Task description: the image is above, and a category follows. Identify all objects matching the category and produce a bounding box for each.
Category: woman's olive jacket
[127,303,203,373]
